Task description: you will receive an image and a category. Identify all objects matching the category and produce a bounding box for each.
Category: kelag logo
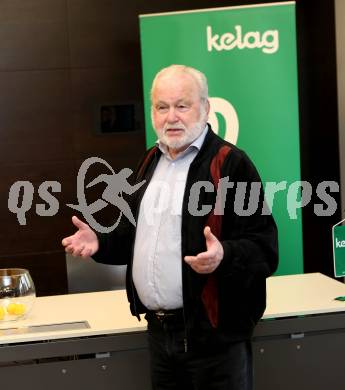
[335,238,345,249]
[205,24,280,144]
[332,220,345,277]
[207,25,279,54]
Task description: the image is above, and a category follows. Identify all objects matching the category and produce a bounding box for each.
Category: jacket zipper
[180,148,210,353]
[181,158,200,354]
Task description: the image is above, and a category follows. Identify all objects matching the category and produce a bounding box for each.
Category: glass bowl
[0,268,36,322]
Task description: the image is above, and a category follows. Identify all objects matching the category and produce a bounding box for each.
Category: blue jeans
[146,312,253,390]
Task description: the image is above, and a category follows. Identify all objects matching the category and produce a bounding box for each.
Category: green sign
[333,221,345,277]
[139,2,302,275]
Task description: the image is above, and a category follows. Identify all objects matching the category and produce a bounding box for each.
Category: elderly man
[62,64,278,390]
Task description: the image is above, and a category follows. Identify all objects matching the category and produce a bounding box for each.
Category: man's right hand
[62,216,99,258]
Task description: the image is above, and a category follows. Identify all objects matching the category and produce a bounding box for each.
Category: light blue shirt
[132,126,208,310]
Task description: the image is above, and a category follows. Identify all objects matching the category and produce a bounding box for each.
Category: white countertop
[264,272,345,319]
[1,272,345,345]
[0,289,146,345]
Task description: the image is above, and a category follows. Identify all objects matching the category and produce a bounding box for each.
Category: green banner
[333,221,345,277]
[139,2,302,275]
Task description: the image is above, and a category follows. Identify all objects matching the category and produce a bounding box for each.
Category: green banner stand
[333,218,345,277]
[139,2,302,275]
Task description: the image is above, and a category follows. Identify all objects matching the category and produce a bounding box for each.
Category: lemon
[7,302,26,316]
[6,303,17,315]
[13,303,26,316]
[0,306,5,320]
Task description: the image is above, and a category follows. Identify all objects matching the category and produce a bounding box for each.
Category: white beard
[154,107,208,151]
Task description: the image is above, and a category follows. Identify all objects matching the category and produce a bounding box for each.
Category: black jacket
[93,126,278,347]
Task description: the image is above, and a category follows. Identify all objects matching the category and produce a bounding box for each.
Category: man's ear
[205,99,211,115]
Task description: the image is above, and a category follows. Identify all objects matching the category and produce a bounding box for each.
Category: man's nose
[166,107,178,123]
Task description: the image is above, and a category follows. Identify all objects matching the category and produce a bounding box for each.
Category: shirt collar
[156,125,208,158]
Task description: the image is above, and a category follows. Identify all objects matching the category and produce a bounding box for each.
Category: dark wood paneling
[0,22,69,71]
[0,1,68,70]
[67,0,140,68]
[0,160,77,255]
[70,68,142,109]
[0,251,67,296]
[0,0,67,24]
[0,63,74,295]
[0,70,73,163]
[296,0,340,276]
[70,68,146,166]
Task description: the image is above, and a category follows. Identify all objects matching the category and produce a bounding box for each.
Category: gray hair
[150,64,209,103]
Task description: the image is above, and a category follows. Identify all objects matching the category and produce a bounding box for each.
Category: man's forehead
[152,73,199,99]
[156,71,196,87]
[154,97,192,106]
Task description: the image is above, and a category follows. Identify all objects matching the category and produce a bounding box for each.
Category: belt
[148,308,184,323]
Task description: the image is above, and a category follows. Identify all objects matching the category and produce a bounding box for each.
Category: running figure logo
[67,157,145,233]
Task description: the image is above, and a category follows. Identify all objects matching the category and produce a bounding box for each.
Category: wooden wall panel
[0,0,68,71]
[296,0,340,276]
[0,251,67,296]
[0,1,71,295]
[0,160,76,254]
[0,1,67,24]
[67,0,138,68]
[0,22,69,71]
[0,70,73,163]
[70,68,145,166]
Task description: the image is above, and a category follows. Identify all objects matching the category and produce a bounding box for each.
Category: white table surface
[264,272,345,319]
[0,289,146,345]
[1,272,345,345]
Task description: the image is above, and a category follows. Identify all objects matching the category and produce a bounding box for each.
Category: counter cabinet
[1,273,345,389]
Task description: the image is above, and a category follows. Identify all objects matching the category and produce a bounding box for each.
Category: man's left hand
[184,226,224,274]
